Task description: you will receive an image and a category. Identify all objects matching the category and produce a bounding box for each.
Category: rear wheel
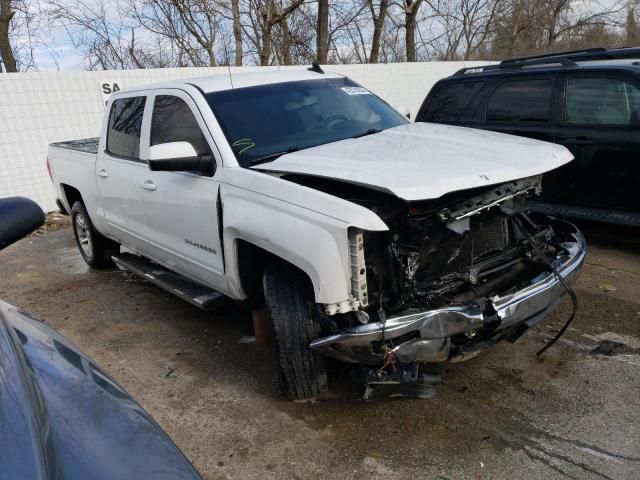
[263,262,328,400]
[71,201,118,268]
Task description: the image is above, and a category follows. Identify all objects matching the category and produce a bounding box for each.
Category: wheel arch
[60,184,83,211]
[234,238,316,309]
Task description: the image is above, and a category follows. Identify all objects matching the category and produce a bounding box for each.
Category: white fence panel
[0,62,488,212]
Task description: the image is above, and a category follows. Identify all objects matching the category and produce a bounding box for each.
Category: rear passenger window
[151,95,210,155]
[419,81,484,122]
[565,77,640,125]
[486,78,553,122]
[107,97,145,159]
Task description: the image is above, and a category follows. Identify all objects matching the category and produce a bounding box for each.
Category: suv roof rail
[501,46,640,64]
[452,47,640,77]
[453,56,577,77]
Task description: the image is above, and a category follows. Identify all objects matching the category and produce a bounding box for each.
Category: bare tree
[170,0,221,66]
[46,0,159,69]
[142,0,263,67]
[134,0,204,66]
[402,0,423,61]
[332,9,368,63]
[316,0,328,62]
[421,0,504,60]
[626,3,639,45]
[327,1,390,64]
[48,0,233,69]
[379,6,405,61]
[488,0,624,59]
[232,0,243,64]
[0,0,38,71]
[135,0,225,67]
[280,4,319,63]
[260,0,305,65]
[0,0,18,71]
[369,0,389,62]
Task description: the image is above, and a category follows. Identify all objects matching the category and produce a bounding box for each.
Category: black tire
[70,201,119,269]
[263,262,328,400]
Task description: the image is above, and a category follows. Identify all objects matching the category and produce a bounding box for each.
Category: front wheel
[263,263,328,400]
[71,201,118,268]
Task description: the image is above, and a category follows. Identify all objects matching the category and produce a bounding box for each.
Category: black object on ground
[590,340,623,356]
[355,363,442,401]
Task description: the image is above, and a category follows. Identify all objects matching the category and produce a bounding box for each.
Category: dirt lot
[1,218,639,479]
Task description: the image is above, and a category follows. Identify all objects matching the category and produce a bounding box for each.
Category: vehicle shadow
[576,219,640,252]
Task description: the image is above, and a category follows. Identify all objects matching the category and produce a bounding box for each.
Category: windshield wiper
[249,146,300,166]
[351,128,381,139]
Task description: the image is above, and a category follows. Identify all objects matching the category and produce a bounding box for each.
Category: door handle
[565,137,592,146]
[96,169,109,178]
[141,180,157,191]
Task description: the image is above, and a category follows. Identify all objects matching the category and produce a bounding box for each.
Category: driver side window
[151,95,212,156]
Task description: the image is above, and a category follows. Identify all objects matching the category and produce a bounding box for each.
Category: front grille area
[418,234,473,280]
[416,211,511,283]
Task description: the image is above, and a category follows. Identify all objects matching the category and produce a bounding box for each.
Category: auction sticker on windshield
[341,87,371,95]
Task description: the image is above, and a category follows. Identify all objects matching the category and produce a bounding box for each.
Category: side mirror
[0,197,45,251]
[147,141,213,175]
[630,110,640,128]
[395,105,411,119]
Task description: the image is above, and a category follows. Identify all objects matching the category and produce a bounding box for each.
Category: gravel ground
[0,220,639,479]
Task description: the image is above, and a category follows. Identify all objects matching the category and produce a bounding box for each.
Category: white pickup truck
[48,68,586,400]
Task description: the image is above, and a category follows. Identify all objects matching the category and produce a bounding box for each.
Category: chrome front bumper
[310,223,586,365]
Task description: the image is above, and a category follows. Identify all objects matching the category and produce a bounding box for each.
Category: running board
[527,200,640,227]
[112,253,227,311]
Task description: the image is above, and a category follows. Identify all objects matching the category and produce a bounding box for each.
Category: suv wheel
[263,262,328,400]
[71,201,119,268]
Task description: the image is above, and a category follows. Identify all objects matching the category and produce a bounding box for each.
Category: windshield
[205,77,408,167]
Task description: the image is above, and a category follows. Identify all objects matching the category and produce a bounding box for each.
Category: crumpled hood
[255,122,573,201]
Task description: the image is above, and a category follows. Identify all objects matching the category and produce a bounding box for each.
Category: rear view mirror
[630,110,640,128]
[395,105,411,119]
[147,141,213,175]
[0,197,45,251]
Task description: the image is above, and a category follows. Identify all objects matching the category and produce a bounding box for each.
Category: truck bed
[50,138,99,155]
[48,137,100,215]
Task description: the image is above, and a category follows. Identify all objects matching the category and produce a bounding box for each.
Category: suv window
[486,78,553,122]
[151,95,210,155]
[566,77,640,125]
[107,96,146,159]
[418,81,484,122]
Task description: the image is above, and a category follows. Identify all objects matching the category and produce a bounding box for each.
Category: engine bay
[362,176,556,317]
[282,173,565,322]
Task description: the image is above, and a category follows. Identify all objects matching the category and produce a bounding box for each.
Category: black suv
[416,47,640,226]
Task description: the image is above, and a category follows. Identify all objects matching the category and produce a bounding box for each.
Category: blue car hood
[0,300,200,480]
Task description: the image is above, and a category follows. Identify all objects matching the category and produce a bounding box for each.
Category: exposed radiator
[471,213,509,258]
[417,211,510,282]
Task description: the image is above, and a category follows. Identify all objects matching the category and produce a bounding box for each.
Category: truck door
[137,90,225,290]
[95,95,151,251]
[551,74,640,212]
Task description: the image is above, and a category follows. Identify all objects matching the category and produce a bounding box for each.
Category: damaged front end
[308,175,586,366]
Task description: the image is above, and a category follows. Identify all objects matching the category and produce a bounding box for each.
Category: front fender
[220,168,387,305]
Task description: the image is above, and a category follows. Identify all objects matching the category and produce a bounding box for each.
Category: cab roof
[123,69,345,95]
